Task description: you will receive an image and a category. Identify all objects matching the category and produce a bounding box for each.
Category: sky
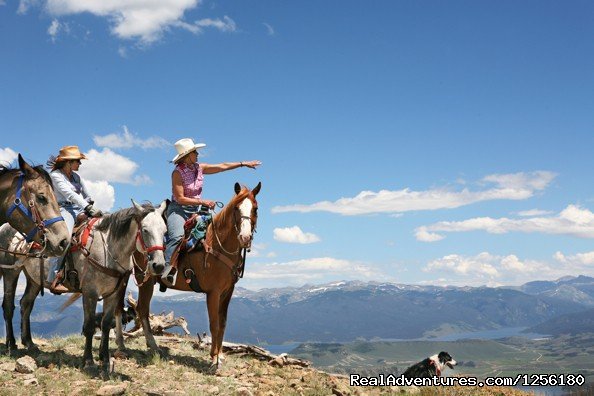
[1,0,594,290]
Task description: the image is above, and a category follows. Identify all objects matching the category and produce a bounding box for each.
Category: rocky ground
[0,335,532,395]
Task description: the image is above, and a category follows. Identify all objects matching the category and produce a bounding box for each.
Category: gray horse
[0,200,167,373]
[0,154,69,256]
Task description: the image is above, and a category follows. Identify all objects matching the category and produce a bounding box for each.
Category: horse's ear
[252,182,261,197]
[18,154,36,178]
[131,199,143,213]
[234,182,241,195]
[157,200,167,216]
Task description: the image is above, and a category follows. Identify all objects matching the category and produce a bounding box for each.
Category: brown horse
[131,182,260,370]
[0,154,69,256]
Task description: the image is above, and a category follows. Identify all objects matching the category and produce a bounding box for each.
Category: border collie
[93,306,137,332]
[403,351,457,378]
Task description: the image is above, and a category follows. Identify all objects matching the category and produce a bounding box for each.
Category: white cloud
[84,180,115,212]
[272,171,556,216]
[118,46,128,58]
[77,148,151,185]
[246,243,276,258]
[517,209,554,217]
[47,19,60,42]
[424,250,594,287]
[0,0,6,6]
[18,0,238,44]
[273,226,320,244]
[423,252,552,286]
[416,204,594,242]
[93,126,169,150]
[242,257,387,289]
[0,147,18,165]
[263,22,274,36]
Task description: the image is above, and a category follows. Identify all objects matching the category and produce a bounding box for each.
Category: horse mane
[0,164,53,189]
[96,202,155,240]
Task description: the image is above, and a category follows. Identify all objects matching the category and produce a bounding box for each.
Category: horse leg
[20,276,42,351]
[113,283,127,354]
[216,286,235,364]
[206,292,222,370]
[137,278,159,353]
[99,292,120,373]
[2,268,20,354]
[82,294,99,368]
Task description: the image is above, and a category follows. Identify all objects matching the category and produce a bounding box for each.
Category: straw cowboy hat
[172,138,206,163]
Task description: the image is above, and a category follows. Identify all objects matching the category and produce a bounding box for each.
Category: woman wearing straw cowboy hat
[159,138,261,286]
[46,145,102,293]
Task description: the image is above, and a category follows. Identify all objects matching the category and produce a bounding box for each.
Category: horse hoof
[25,344,40,354]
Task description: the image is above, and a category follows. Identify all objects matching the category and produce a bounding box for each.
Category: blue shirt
[50,170,92,210]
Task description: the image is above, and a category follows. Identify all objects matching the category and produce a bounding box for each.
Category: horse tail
[59,292,82,312]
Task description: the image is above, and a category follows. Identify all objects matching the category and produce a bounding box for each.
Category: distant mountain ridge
[3,276,594,344]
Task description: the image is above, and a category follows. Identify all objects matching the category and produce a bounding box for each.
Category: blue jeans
[165,201,205,266]
[47,204,84,282]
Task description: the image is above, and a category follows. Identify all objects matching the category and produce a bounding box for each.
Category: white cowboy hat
[171,138,206,163]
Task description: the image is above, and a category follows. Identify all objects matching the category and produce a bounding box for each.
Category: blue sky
[1,0,594,290]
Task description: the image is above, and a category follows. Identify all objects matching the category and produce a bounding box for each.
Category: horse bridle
[5,173,64,244]
[135,219,165,255]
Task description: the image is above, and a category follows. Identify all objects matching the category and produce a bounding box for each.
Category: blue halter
[5,174,65,243]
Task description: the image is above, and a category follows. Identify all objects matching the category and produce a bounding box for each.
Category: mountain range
[2,275,594,344]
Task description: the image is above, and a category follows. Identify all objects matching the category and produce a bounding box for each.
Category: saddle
[52,217,101,292]
[163,211,212,293]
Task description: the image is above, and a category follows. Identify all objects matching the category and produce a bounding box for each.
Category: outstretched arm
[201,160,261,175]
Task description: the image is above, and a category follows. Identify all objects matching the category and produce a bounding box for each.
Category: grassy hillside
[0,335,532,395]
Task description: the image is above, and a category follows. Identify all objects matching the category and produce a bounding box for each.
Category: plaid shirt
[173,163,203,202]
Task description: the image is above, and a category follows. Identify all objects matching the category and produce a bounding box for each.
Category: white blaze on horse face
[238,198,253,246]
[139,209,167,264]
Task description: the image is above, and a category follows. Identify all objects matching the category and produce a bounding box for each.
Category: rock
[268,356,285,367]
[22,373,36,380]
[206,386,220,394]
[96,383,127,396]
[236,387,253,396]
[15,356,37,374]
[23,377,39,386]
[0,362,16,372]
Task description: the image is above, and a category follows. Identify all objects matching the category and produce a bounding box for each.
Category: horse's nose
[59,238,69,250]
[239,235,251,246]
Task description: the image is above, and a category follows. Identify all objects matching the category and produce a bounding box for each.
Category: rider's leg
[160,201,187,281]
[47,206,75,284]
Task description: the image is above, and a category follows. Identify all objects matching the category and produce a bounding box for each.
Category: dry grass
[0,335,535,395]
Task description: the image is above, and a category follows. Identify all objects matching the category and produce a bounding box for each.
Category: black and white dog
[93,306,137,332]
[403,351,457,378]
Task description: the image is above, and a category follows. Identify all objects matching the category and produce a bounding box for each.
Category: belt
[58,201,74,206]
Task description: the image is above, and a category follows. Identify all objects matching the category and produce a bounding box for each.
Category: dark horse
[130,182,260,370]
[0,154,69,256]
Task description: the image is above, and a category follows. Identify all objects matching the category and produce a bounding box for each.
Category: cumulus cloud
[93,126,169,150]
[0,147,18,165]
[423,252,552,286]
[272,171,556,216]
[77,148,151,185]
[83,180,115,211]
[416,204,594,242]
[242,257,387,289]
[273,226,320,244]
[424,250,594,287]
[17,0,237,44]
